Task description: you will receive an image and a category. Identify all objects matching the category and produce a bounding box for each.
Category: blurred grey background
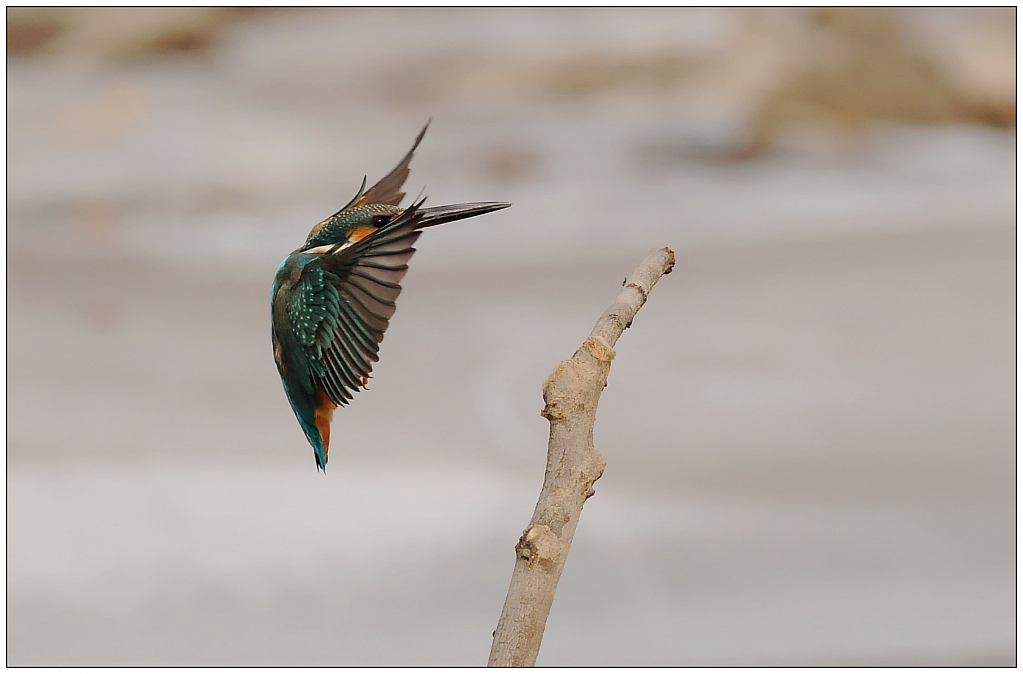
[6,7,1015,666]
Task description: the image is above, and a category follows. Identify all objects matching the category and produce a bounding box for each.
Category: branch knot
[515,524,559,567]
[582,335,615,363]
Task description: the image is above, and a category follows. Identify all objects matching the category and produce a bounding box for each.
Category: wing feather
[326,340,365,386]
[338,287,391,331]
[353,120,430,208]
[350,266,403,289]
[347,275,401,305]
[320,359,353,404]
[323,349,361,398]
[334,302,381,351]
[345,282,397,319]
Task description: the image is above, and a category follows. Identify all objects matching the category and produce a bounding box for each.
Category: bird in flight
[271,121,510,471]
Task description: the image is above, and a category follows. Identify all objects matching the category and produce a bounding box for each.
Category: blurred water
[6,8,1016,666]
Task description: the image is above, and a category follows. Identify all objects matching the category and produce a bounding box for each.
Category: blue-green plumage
[272,121,510,471]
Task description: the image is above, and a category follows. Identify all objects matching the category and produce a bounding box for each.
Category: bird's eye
[372,215,391,226]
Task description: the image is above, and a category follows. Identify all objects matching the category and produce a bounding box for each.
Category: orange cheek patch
[348,226,376,243]
[314,389,337,457]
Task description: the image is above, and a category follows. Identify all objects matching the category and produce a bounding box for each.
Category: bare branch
[488,247,675,667]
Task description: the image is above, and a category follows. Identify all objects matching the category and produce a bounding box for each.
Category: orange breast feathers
[314,389,337,455]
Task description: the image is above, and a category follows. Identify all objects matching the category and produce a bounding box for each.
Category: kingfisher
[271,121,510,471]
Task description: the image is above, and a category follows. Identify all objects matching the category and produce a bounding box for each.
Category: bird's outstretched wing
[290,204,425,405]
[328,120,430,220]
[289,198,509,407]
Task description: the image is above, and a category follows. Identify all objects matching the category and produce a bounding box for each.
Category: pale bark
[488,247,676,667]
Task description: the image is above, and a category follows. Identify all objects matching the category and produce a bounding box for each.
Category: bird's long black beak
[417,202,511,228]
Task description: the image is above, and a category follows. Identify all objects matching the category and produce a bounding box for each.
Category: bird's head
[302,203,404,251]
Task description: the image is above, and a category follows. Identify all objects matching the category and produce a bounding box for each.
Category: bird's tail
[284,383,333,472]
